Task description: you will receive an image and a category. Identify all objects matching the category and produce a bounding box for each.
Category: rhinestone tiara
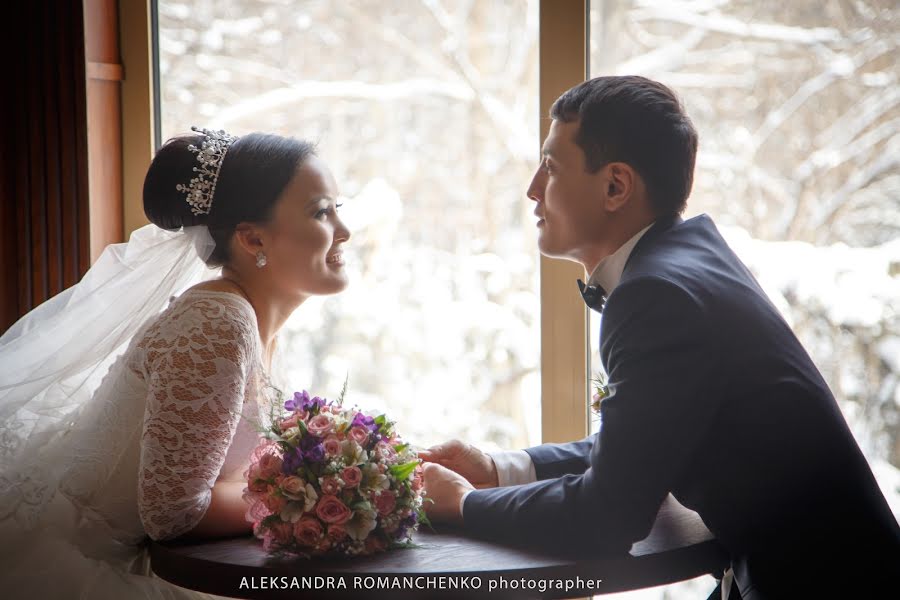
[176,126,238,215]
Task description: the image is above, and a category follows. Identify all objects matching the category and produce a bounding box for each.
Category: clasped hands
[417,440,498,526]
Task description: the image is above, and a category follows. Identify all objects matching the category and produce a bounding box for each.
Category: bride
[0,127,351,598]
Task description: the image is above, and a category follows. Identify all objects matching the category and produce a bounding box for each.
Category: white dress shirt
[460,222,656,517]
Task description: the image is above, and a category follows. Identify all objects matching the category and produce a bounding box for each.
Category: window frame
[120,0,591,444]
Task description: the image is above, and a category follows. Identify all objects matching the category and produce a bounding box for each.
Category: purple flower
[305,443,325,463]
[351,412,377,432]
[284,390,328,414]
[396,515,418,540]
[401,513,418,528]
[300,435,320,450]
[284,390,309,412]
[298,435,325,463]
[282,448,304,474]
[281,440,325,473]
[309,396,327,411]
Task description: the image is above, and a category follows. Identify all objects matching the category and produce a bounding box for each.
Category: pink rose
[248,479,269,494]
[341,466,362,488]
[411,468,424,492]
[262,492,286,513]
[247,466,269,493]
[315,494,353,525]
[247,498,270,522]
[278,411,306,431]
[327,523,348,542]
[323,436,342,457]
[252,520,266,537]
[292,517,323,547]
[264,521,293,551]
[258,452,283,479]
[373,491,396,516]
[348,426,369,446]
[320,476,342,495]
[307,414,334,437]
[253,522,293,552]
[281,476,306,497]
[374,441,396,461]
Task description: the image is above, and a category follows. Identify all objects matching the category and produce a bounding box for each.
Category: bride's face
[263,156,350,297]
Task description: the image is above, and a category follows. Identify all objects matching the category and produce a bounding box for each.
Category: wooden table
[150,495,729,599]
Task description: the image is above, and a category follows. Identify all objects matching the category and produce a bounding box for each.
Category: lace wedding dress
[0,289,274,599]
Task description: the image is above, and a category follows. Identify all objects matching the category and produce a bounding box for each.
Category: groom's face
[527,119,606,266]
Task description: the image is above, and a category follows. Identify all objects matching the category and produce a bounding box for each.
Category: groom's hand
[422,462,474,525]
[417,440,499,489]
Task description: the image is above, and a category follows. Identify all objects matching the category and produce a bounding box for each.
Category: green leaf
[303,466,318,483]
[416,505,436,532]
[389,460,418,482]
[337,374,349,405]
[261,514,281,527]
[389,541,422,550]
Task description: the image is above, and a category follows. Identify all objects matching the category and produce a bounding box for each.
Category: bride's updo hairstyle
[143,131,316,267]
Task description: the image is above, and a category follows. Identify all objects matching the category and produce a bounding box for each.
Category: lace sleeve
[137,294,259,541]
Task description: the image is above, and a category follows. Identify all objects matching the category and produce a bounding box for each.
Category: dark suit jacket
[464,215,900,599]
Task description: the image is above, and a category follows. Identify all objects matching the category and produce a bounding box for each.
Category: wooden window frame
[119,0,155,235]
[538,0,589,444]
[120,0,590,444]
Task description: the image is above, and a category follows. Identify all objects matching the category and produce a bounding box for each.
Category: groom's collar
[579,215,683,311]
[585,222,655,295]
[625,213,683,267]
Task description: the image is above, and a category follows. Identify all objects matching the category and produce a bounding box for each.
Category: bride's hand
[417,439,499,489]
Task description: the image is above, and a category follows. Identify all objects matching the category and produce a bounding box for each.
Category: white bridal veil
[0,224,217,525]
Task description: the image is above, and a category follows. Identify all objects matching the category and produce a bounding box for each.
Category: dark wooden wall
[85,0,124,262]
[1,0,123,334]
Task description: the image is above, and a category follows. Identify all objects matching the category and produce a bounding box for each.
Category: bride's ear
[231,223,265,262]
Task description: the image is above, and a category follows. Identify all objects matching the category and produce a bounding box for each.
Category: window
[157,0,543,450]
[589,1,899,597]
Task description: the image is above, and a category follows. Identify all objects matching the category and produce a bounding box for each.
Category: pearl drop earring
[255,251,267,268]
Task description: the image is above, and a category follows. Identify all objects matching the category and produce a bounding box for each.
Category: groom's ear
[232,223,265,259]
[601,162,638,213]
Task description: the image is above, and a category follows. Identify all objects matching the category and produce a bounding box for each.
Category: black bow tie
[577,279,607,312]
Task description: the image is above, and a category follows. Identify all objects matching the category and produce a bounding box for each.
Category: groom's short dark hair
[550,76,698,216]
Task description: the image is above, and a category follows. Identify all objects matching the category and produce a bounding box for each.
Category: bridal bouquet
[244,387,427,557]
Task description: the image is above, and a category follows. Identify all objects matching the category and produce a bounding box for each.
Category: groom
[420,76,899,599]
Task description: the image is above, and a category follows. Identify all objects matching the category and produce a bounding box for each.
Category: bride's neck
[220,268,306,348]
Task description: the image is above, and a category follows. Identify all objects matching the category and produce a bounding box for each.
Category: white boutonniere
[591,372,610,415]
